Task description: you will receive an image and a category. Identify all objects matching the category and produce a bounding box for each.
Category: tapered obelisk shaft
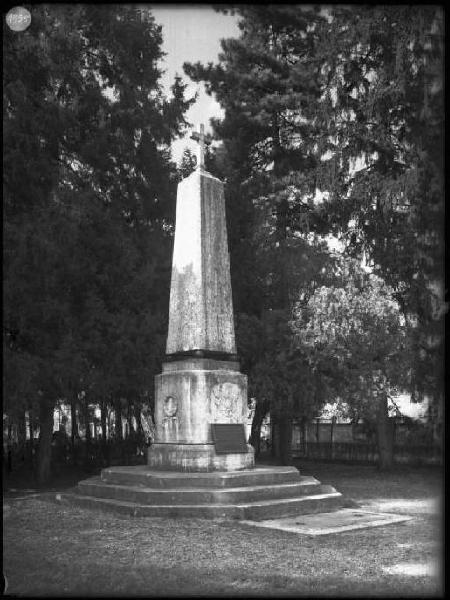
[166,138,236,356]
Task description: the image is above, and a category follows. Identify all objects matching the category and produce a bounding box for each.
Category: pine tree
[184,6,333,461]
[3,5,193,483]
[314,6,445,405]
[185,5,329,310]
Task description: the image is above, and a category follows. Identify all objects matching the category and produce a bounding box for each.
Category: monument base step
[62,491,343,520]
[62,465,345,520]
[100,465,301,488]
[78,477,332,505]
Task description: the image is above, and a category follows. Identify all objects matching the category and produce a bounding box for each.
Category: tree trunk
[330,416,335,460]
[27,406,35,465]
[270,416,277,458]
[20,411,28,465]
[376,394,394,470]
[115,398,123,441]
[84,396,91,467]
[84,397,91,442]
[301,417,308,457]
[6,421,13,473]
[278,415,293,465]
[114,397,125,464]
[98,399,107,466]
[71,394,78,448]
[271,413,293,465]
[36,401,54,486]
[136,403,144,436]
[101,400,108,444]
[249,399,269,457]
[127,401,134,436]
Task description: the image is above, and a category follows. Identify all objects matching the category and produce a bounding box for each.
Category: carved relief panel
[161,395,179,441]
[210,382,243,423]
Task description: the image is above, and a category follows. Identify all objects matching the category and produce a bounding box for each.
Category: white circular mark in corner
[6,7,31,32]
[2,573,8,594]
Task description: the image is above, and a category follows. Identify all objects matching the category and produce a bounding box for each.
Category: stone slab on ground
[359,498,441,515]
[241,508,413,535]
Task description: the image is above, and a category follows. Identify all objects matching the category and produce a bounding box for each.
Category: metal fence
[53,438,148,469]
[3,438,147,475]
[292,441,442,465]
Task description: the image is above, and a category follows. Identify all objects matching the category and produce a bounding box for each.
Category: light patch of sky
[148,5,240,164]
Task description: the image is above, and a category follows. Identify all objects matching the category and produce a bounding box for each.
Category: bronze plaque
[211,423,248,454]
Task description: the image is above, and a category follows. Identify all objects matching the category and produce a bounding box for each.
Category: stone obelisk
[148,125,255,471]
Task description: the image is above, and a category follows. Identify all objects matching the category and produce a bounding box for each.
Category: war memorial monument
[70,126,344,519]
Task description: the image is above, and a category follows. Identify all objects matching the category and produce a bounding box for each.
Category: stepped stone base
[63,465,344,520]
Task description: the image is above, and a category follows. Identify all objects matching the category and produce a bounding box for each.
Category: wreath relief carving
[210,382,242,423]
[162,395,179,441]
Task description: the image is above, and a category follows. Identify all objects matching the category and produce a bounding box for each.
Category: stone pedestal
[148,358,255,471]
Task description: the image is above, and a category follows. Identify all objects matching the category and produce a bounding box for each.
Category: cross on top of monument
[190,124,211,170]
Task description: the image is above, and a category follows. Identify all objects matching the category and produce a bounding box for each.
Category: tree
[185,7,337,460]
[185,6,445,456]
[313,6,445,406]
[3,5,193,483]
[291,258,411,469]
[236,284,333,465]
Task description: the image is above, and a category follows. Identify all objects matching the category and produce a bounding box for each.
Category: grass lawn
[3,460,443,597]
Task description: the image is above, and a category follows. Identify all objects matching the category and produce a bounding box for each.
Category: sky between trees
[150,5,239,162]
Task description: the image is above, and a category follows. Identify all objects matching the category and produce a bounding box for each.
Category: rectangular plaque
[211,423,248,454]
